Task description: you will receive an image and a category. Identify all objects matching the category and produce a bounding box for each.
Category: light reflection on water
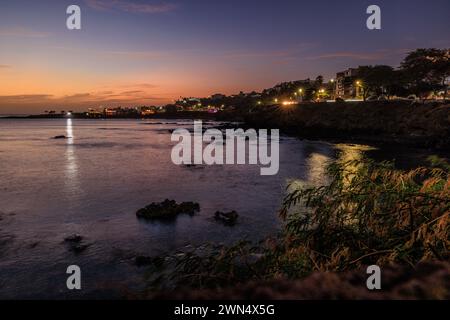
[0,119,438,298]
[64,119,81,198]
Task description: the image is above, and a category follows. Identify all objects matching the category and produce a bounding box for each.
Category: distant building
[103,107,139,117]
[139,106,156,116]
[336,68,360,99]
[104,108,117,116]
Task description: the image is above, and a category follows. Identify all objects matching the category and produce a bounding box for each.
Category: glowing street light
[298,88,303,93]
[274,98,278,103]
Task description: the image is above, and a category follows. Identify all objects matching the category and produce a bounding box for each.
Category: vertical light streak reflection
[64,119,81,199]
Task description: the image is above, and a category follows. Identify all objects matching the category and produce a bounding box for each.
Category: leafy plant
[280,157,449,270]
[147,157,449,290]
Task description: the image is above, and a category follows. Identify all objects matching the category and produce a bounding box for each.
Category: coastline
[236,101,450,151]
[2,101,449,151]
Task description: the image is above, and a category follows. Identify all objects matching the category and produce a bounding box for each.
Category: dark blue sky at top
[3,0,447,50]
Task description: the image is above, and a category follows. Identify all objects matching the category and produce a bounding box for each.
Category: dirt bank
[153,260,450,300]
[236,101,450,150]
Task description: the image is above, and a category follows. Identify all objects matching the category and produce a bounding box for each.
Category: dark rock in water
[136,199,200,220]
[0,234,15,252]
[64,234,90,254]
[182,164,205,169]
[29,241,40,249]
[64,234,83,243]
[70,243,91,254]
[135,255,165,268]
[214,210,238,226]
[53,135,67,139]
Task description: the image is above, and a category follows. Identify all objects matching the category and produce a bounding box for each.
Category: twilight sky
[0,0,449,113]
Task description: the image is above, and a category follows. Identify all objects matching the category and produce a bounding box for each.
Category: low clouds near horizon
[0,85,168,114]
[85,0,178,14]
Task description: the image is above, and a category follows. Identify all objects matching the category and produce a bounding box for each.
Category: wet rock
[70,243,91,254]
[64,234,83,243]
[29,241,40,249]
[214,210,238,226]
[136,199,200,220]
[182,164,205,169]
[64,234,90,254]
[0,234,15,250]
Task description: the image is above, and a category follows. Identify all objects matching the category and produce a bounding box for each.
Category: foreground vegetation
[143,156,449,292]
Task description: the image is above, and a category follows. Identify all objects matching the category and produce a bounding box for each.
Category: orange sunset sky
[1,0,449,114]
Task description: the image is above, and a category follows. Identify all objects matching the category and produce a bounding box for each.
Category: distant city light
[298,88,303,93]
[274,98,278,103]
[282,101,295,105]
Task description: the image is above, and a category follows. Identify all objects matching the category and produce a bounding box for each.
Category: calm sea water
[0,119,440,298]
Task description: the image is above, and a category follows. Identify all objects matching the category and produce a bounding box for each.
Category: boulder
[64,234,90,254]
[136,199,200,220]
[64,234,83,243]
[214,210,238,226]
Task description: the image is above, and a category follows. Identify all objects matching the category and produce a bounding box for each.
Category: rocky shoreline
[3,101,449,150]
[230,101,450,150]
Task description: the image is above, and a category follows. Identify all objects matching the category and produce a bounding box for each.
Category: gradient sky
[0,0,449,113]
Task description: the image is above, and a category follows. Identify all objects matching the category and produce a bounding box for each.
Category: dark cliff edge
[225,101,450,150]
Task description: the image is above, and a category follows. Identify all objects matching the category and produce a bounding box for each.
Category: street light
[355,81,363,99]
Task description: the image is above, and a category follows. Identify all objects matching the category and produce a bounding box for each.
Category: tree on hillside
[164,104,178,113]
[400,48,450,100]
[315,75,324,88]
[356,65,397,100]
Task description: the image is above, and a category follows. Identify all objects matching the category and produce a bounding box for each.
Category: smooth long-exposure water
[0,118,438,298]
